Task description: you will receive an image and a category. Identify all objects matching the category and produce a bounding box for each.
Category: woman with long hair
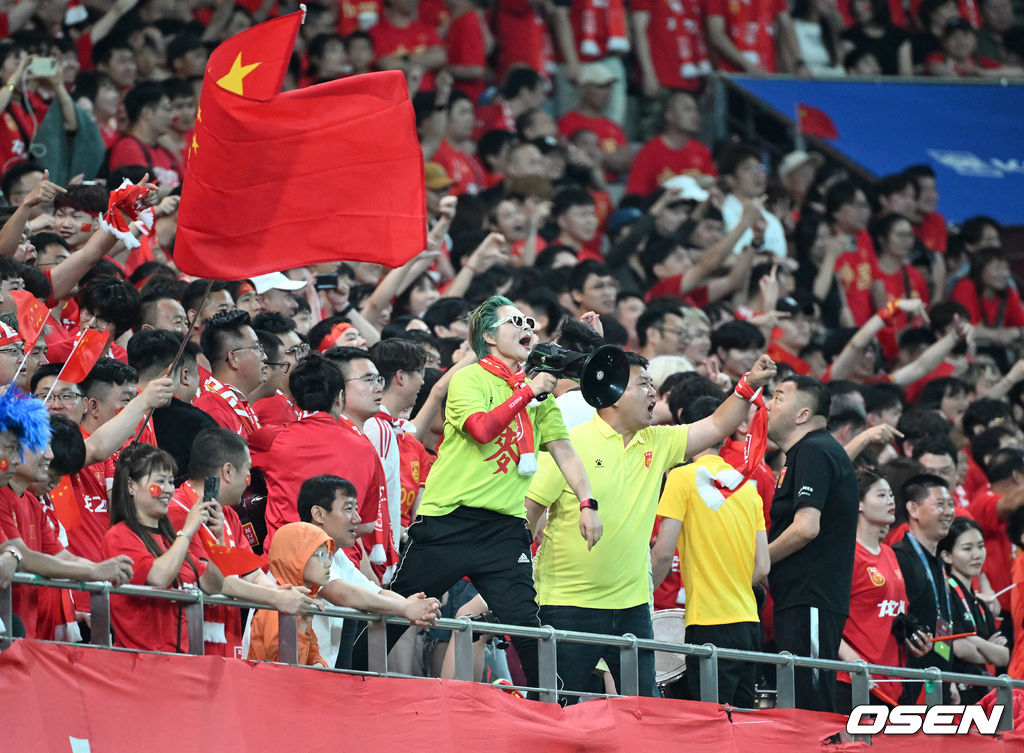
[950,247,1024,348]
[837,468,930,711]
[101,444,224,653]
[937,517,1009,703]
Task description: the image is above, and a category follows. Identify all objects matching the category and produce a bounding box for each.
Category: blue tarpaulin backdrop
[730,77,1024,225]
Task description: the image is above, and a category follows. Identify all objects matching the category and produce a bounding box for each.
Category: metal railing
[3,573,1023,729]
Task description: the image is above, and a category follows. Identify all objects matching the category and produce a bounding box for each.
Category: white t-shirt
[722,193,787,259]
[311,552,383,668]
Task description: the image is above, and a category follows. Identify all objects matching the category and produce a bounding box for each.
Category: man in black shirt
[126,329,217,478]
[892,473,956,702]
[767,375,859,713]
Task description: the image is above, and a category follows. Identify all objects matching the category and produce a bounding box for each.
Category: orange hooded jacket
[248,522,333,666]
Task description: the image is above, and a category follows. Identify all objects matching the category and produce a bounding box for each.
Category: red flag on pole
[48,474,81,532]
[797,103,838,140]
[9,291,50,352]
[174,10,427,280]
[57,329,110,384]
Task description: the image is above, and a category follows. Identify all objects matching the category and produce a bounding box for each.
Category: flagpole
[132,279,215,444]
[793,103,806,153]
[43,330,113,403]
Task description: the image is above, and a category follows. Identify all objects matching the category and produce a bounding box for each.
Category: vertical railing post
[851,662,871,708]
[777,653,796,709]
[90,585,112,648]
[453,618,475,682]
[538,625,559,703]
[367,618,388,676]
[185,592,204,656]
[699,644,719,703]
[619,634,639,697]
[0,580,12,647]
[997,676,1014,732]
[277,612,299,665]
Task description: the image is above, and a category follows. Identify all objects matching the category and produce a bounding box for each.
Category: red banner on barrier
[0,640,1017,752]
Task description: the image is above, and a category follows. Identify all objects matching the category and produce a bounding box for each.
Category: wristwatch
[1,546,22,568]
[579,498,599,511]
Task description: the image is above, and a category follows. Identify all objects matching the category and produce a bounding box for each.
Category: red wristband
[734,373,762,403]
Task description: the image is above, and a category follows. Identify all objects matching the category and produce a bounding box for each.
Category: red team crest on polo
[644,451,653,468]
[867,566,886,587]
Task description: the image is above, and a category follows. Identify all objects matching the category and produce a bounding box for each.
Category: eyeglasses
[284,343,311,359]
[346,374,385,387]
[313,547,332,564]
[35,392,83,404]
[494,314,536,330]
[265,361,290,374]
[0,346,24,357]
[228,343,265,359]
[658,326,685,338]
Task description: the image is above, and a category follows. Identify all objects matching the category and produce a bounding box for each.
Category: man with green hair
[384,295,600,692]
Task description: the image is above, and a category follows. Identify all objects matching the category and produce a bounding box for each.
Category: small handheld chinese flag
[57,329,110,384]
[10,290,49,352]
[797,103,838,140]
[175,10,426,280]
[199,529,266,577]
[49,474,81,532]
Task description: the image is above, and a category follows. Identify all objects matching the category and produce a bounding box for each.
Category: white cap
[660,174,709,202]
[251,272,306,295]
[777,150,824,180]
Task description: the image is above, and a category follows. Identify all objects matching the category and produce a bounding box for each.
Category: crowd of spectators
[0,0,1022,718]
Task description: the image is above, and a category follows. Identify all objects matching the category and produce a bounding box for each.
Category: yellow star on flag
[216,53,261,96]
[196,103,202,122]
[190,133,199,157]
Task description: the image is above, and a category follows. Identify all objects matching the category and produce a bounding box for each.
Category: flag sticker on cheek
[0,458,8,472]
[149,484,162,497]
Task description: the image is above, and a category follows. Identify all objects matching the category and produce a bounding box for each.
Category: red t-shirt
[963,451,989,501]
[644,275,708,308]
[950,277,1024,329]
[433,139,486,196]
[168,482,261,658]
[64,431,114,563]
[107,134,181,187]
[767,340,812,376]
[101,521,208,653]
[558,111,627,156]
[194,380,261,439]
[905,360,956,405]
[397,431,434,527]
[493,0,554,80]
[444,11,487,102]
[704,0,787,72]
[0,487,63,638]
[631,0,711,89]
[876,263,929,363]
[914,211,947,254]
[625,136,715,197]
[473,101,516,140]
[837,542,908,702]
[969,488,1014,613]
[651,516,683,611]
[0,94,48,171]
[337,0,382,35]
[835,230,881,326]
[369,15,443,89]
[253,390,300,430]
[250,412,387,551]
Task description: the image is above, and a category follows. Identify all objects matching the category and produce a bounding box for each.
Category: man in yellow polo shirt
[652,395,770,706]
[526,352,776,702]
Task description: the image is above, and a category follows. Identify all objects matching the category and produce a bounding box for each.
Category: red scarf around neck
[479,356,537,476]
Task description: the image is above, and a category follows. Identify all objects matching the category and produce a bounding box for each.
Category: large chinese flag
[175,11,426,280]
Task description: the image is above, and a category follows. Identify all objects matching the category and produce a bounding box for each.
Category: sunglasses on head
[495,314,536,330]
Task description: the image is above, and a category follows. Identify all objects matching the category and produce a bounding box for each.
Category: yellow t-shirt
[657,455,765,626]
[418,364,568,518]
[528,414,689,609]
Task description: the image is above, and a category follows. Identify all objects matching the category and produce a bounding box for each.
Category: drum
[652,608,686,698]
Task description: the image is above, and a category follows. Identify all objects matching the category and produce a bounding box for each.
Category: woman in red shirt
[101,444,224,653]
[950,248,1024,347]
[837,469,931,712]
